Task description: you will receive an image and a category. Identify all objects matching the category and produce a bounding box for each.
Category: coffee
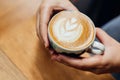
[48,11,95,51]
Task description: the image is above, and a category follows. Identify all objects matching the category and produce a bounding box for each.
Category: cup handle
[89,41,105,55]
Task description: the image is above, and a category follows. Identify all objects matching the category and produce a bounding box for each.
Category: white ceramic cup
[47,11,105,55]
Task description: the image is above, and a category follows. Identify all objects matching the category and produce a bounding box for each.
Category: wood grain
[0,0,115,80]
[0,50,27,80]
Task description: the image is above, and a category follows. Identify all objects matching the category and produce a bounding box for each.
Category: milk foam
[49,11,95,50]
[53,17,83,43]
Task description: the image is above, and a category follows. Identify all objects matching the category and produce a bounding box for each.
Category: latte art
[48,11,95,51]
[54,17,83,42]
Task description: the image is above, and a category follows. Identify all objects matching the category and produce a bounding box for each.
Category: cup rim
[48,10,96,52]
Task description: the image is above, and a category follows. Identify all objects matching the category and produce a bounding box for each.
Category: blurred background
[71,0,120,27]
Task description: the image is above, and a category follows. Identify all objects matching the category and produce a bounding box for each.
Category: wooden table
[0,0,115,80]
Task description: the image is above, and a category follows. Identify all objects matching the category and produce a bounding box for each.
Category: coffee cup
[48,11,105,55]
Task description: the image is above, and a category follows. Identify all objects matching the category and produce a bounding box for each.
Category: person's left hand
[51,28,120,74]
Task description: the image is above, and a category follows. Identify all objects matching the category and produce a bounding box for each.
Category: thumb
[96,28,113,45]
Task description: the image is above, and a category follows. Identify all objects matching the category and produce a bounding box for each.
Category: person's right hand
[37,0,78,49]
[51,28,120,74]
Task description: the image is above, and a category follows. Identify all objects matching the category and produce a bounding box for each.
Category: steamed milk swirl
[54,17,83,43]
[48,11,95,50]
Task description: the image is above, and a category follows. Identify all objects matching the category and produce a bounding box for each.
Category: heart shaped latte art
[48,11,95,50]
[54,17,83,43]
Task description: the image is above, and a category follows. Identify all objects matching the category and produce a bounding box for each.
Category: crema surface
[48,11,95,50]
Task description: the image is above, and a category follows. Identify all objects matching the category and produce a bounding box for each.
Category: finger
[51,53,60,60]
[39,5,52,48]
[96,28,114,45]
[53,54,102,70]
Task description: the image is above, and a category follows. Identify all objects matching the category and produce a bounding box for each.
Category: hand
[51,28,120,74]
[37,0,78,48]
